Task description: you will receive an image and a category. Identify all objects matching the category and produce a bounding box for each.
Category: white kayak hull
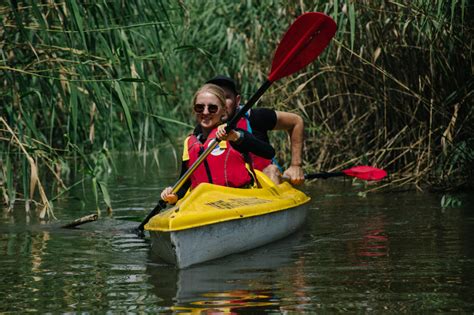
[149,203,308,268]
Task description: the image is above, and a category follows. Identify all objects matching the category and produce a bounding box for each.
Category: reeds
[1,0,473,217]
[169,0,473,191]
[1,0,186,216]
[302,0,474,191]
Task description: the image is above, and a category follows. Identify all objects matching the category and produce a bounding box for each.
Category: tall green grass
[1,0,473,219]
[1,0,187,217]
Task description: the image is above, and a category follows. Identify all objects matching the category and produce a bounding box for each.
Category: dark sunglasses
[194,103,220,114]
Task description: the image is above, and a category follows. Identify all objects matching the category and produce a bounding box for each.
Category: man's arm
[274,111,305,185]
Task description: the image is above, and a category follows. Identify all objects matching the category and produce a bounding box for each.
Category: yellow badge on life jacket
[210,140,227,156]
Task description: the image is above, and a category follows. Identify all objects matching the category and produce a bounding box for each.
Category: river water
[1,153,473,313]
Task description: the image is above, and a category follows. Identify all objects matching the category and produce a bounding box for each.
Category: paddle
[301,166,387,181]
[136,12,337,235]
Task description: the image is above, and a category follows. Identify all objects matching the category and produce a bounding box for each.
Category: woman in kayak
[160,83,275,204]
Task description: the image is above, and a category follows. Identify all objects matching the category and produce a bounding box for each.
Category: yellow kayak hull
[145,171,311,268]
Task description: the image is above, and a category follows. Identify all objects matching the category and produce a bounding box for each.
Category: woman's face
[194,91,224,131]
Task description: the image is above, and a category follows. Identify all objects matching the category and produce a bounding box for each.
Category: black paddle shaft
[305,172,344,180]
[136,199,166,234]
[225,80,272,131]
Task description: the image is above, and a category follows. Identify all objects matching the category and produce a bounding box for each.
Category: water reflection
[345,214,389,261]
[146,231,306,313]
[0,219,159,313]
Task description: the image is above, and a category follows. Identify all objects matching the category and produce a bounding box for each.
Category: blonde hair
[192,83,226,109]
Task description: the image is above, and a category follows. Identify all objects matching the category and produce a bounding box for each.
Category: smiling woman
[160,83,275,204]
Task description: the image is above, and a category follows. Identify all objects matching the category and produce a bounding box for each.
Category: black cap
[206,75,239,95]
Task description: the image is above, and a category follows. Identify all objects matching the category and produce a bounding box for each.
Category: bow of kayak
[145,170,311,268]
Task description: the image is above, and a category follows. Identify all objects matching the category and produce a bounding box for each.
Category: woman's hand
[160,186,178,204]
[216,124,242,142]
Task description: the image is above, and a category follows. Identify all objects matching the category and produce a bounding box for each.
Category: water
[1,153,473,313]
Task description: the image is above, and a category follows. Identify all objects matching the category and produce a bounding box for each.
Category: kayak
[145,170,311,268]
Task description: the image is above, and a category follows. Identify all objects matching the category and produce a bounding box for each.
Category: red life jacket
[236,115,272,171]
[183,128,252,189]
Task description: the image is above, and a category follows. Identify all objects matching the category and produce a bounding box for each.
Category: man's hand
[282,165,305,185]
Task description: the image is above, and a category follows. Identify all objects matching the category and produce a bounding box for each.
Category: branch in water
[61,214,98,228]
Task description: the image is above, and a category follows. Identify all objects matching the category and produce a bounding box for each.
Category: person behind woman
[161,84,275,204]
[206,75,305,185]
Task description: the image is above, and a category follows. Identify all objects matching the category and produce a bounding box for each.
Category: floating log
[61,214,98,229]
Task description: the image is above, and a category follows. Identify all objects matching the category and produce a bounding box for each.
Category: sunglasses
[193,103,220,114]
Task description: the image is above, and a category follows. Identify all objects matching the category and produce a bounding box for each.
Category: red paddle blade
[268,12,337,82]
[342,166,387,181]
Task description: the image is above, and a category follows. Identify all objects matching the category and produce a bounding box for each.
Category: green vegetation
[1,1,473,218]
